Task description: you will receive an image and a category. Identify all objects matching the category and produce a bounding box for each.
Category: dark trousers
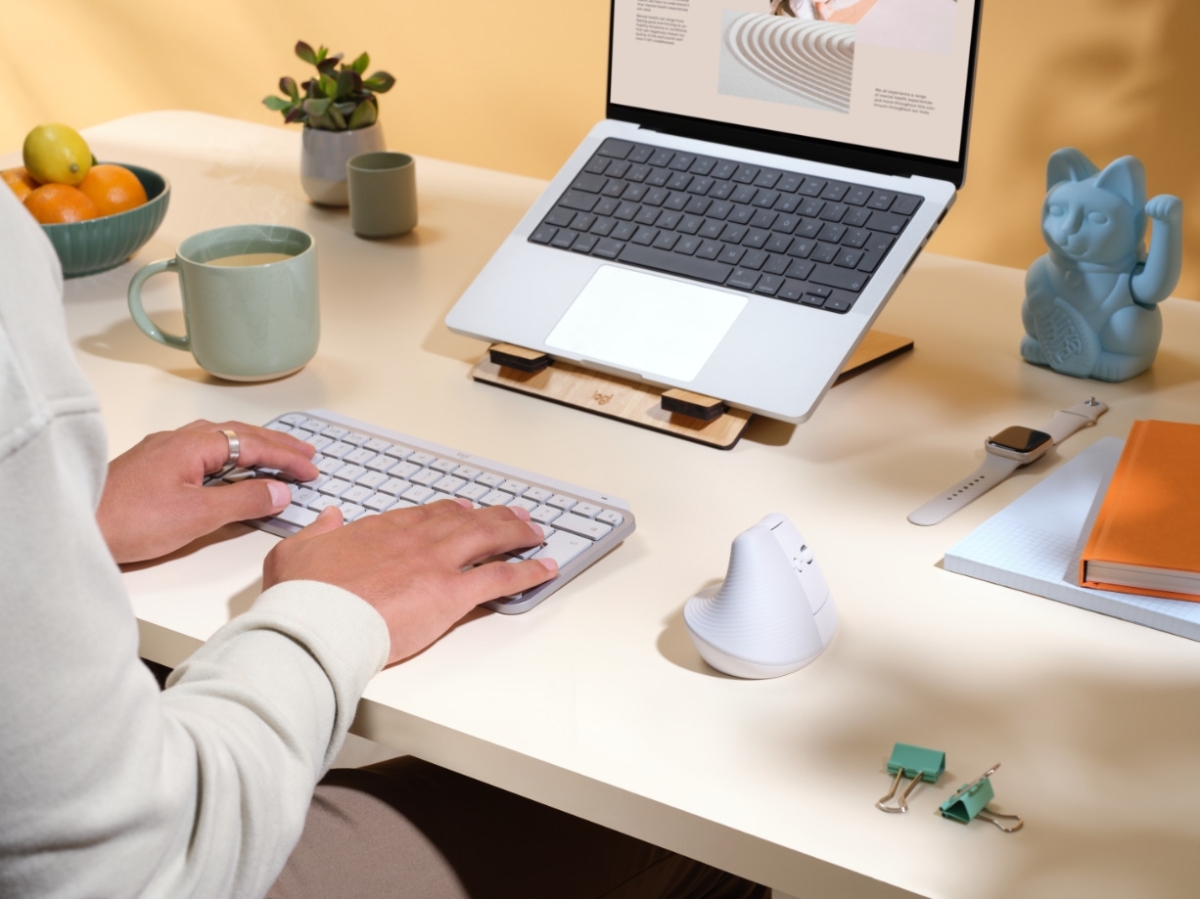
[269,756,769,899]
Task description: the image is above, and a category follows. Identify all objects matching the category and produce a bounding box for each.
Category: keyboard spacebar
[617,245,733,285]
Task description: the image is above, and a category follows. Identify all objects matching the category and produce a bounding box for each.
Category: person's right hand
[262,499,557,664]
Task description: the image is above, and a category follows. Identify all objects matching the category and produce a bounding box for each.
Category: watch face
[988,427,1052,454]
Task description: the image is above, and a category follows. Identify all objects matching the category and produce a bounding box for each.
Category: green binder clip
[876,743,946,813]
[939,764,1024,832]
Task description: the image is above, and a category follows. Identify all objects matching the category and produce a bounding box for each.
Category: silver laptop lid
[607,0,982,186]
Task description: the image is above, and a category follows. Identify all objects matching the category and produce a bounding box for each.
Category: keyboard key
[364,493,397,512]
[456,483,490,502]
[318,478,352,497]
[315,456,345,476]
[357,470,389,490]
[820,181,848,201]
[481,490,512,507]
[508,497,539,513]
[618,245,733,284]
[754,274,784,296]
[455,466,482,481]
[716,245,745,266]
[385,446,413,461]
[476,472,505,489]
[277,504,320,528]
[573,502,602,518]
[337,465,366,482]
[378,477,410,496]
[548,495,577,511]
[598,139,634,159]
[500,480,528,496]
[553,513,614,541]
[524,487,553,504]
[344,448,376,466]
[410,469,442,487]
[532,505,562,524]
[891,195,922,215]
[324,441,355,458]
[866,210,908,234]
[366,455,396,473]
[290,486,318,505]
[867,191,896,211]
[434,475,467,494]
[533,531,591,567]
[310,495,343,513]
[401,485,435,504]
[341,485,375,505]
[727,268,761,290]
[550,231,577,249]
[810,264,870,292]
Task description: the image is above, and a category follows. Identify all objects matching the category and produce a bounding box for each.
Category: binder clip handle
[939,763,1024,832]
[876,743,946,813]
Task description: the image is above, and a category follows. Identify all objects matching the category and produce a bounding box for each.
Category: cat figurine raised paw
[1021,148,1183,382]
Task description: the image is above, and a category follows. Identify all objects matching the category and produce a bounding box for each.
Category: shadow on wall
[934,0,1200,300]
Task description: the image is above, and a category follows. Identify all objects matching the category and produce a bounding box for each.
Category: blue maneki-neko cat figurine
[1021,148,1184,382]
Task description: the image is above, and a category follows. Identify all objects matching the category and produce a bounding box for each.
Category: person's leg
[268,756,768,899]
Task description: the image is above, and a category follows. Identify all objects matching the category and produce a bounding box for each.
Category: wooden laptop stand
[471,330,912,450]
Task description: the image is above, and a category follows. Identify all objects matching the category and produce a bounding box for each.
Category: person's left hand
[96,420,318,564]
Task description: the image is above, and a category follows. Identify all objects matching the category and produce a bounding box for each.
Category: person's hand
[262,499,558,664]
[96,420,318,564]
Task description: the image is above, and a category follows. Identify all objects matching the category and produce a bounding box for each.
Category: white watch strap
[907,398,1107,526]
[1041,398,1107,444]
[907,453,1021,526]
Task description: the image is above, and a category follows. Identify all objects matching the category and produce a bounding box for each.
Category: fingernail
[529,522,546,542]
[538,557,559,574]
[266,480,291,511]
[509,505,531,521]
[454,497,473,509]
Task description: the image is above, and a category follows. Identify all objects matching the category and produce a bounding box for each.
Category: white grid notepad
[944,437,1200,641]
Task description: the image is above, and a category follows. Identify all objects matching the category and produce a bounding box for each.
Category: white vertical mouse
[683,513,838,678]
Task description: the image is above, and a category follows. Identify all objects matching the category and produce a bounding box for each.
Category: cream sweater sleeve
[0,187,389,899]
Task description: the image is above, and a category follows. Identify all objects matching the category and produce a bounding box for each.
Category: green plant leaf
[328,106,348,130]
[348,99,377,130]
[295,41,317,64]
[318,73,337,98]
[333,100,356,116]
[363,71,396,94]
[284,107,307,124]
[303,96,332,117]
[335,69,362,99]
[315,45,329,63]
[350,52,369,74]
[279,76,299,99]
[263,95,291,111]
[317,56,339,76]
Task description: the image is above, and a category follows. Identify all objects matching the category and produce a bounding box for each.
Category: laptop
[446,0,983,423]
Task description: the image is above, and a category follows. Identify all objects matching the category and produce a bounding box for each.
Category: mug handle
[127,258,189,350]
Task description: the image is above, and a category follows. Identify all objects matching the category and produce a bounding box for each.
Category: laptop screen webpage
[609,0,979,166]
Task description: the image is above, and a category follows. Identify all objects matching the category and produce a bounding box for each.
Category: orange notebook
[1080,420,1200,602]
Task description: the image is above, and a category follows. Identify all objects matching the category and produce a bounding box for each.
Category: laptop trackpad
[545,265,747,382]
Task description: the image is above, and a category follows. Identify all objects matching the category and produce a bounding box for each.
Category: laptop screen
[608,0,981,176]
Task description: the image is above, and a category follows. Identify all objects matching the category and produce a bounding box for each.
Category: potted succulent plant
[264,41,395,206]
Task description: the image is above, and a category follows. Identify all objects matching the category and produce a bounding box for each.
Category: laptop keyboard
[208,410,636,614]
[530,138,922,314]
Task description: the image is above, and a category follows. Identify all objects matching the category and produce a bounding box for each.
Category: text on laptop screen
[610,0,978,164]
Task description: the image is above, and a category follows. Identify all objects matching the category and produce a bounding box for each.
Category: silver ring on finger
[214,429,241,478]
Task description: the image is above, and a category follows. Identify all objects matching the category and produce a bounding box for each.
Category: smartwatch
[907,398,1108,526]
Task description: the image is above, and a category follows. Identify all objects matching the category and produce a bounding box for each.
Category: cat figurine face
[1041,150,1146,269]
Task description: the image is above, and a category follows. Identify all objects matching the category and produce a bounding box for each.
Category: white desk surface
[13,111,1200,899]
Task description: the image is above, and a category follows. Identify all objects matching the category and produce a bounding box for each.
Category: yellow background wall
[2,0,1196,298]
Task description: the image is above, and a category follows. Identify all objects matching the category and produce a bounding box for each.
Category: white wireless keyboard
[213,409,635,614]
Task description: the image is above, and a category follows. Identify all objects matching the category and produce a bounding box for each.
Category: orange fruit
[78,164,147,217]
[24,183,100,224]
[2,167,39,202]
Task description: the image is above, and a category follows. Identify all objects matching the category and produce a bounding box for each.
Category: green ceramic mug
[127,224,319,381]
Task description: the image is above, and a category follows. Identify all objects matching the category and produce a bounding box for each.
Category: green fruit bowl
[40,163,170,278]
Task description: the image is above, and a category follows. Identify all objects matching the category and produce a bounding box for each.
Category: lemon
[23,124,92,186]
